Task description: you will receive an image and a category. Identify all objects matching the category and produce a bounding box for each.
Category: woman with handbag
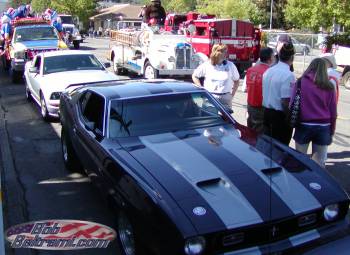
[290,58,337,168]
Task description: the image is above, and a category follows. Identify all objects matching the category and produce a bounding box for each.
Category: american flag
[45,221,116,241]
[6,220,116,242]
[6,223,34,237]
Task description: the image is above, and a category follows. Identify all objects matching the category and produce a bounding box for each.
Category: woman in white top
[192,44,240,110]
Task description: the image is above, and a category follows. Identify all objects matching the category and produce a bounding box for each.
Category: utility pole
[269,0,274,30]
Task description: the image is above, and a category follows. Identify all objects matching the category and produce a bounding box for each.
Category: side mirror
[29,67,38,73]
[85,121,95,131]
[187,24,196,35]
[224,106,233,114]
[104,62,111,68]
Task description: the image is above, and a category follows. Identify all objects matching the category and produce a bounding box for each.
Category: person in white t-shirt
[192,44,240,110]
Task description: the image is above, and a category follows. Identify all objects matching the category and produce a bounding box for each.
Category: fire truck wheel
[343,71,350,90]
[144,62,159,79]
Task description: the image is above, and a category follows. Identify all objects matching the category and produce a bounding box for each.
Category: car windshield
[43,54,104,74]
[109,92,231,138]
[14,26,58,42]
[60,16,73,24]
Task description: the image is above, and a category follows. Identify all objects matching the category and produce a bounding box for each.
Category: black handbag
[289,78,301,127]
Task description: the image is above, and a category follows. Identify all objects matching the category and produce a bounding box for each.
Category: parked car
[59,79,349,255]
[24,50,118,120]
[268,36,311,55]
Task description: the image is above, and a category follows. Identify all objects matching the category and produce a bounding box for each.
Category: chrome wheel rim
[145,65,154,79]
[41,97,47,117]
[118,213,135,255]
[62,136,68,162]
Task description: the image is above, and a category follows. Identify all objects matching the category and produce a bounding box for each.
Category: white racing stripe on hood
[220,130,321,214]
[140,133,263,228]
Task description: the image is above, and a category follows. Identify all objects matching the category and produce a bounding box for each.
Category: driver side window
[33,56,41,70]
[79,91,105,134]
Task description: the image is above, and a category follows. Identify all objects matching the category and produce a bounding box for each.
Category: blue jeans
[293,124,332,146]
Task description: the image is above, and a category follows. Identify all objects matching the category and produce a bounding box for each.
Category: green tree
[285,0,350,31]
[142,0,196,13]
[196,0,264,24]
[31,0,51,12]
[8,0,28,8]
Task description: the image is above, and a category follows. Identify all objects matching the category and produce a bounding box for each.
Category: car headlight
[324,204,339,221]
[184,236,205,255]
[73,28,80,36]
[14,50,25,59]
[50,92,62,100]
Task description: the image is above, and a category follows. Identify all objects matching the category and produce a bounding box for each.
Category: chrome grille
[175,47,191,69]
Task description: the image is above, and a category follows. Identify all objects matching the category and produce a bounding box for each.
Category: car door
[74,91,107,177]
[28,55,43,101]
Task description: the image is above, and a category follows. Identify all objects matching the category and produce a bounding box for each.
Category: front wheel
[61,128,82,172]
[144,62,159,79]
[25,80,31,101]
[73,41,80,49]
[40,94,50,121]
[117,210,146,255]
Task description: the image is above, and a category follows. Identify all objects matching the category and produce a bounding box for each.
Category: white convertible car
[24,50,118,120]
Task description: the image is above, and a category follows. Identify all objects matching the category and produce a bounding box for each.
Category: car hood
[42,70,117,94]
[118,124,348,234]
[14,40,60,50]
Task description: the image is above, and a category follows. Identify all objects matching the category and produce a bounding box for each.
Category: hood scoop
[197,178,222,188]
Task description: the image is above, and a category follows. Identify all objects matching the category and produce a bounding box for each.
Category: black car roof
[71,79,204,100]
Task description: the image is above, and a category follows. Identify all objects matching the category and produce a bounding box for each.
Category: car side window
[34,56,41,69]
[79,91,105,134]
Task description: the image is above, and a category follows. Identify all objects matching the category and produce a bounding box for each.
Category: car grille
[175,47,191,69]
[63,27,74,34]
[211,209,332,253]
[25,49,58,60]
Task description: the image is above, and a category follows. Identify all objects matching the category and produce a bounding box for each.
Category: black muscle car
[59,80,349,255]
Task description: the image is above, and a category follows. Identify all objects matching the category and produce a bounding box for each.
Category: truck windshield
[43,54,104,74]
[14,26,58,42]
[109,92,231,138]
[60,16,73,24]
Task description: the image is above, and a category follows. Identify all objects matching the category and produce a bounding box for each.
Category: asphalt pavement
[0,37,349,255]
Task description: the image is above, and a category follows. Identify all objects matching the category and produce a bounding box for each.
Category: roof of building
[90,4,142,21]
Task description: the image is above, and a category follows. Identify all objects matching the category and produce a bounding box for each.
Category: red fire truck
[164,12,261,74]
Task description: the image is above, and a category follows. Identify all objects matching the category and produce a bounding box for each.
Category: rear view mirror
[104,62,111,68]
[29,67,38,73]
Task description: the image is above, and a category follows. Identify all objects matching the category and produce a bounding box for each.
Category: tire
[11,69,21,83]
[25,80,31,101]
[73,41,80,49]
[343,71,350,90]
[144,62,159,79]
[61,127,82,172]
[113,56,124,75]
[117,210,146,255]
[40,93,50,121]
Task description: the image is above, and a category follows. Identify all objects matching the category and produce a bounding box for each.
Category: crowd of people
[192,34,340,168]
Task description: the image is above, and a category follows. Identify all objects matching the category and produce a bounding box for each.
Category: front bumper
[218,218,349,255]
[11,59,25,71]
[158,69,194,76]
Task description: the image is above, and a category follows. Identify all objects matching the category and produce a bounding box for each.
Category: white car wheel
[144,62,158,79]
[40,94,49,121]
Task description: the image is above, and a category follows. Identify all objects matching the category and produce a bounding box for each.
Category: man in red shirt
[246,48,274,133]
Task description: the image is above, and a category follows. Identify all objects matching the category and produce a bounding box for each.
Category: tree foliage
[285,0,350,31]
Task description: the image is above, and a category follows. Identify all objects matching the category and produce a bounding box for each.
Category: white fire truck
[108,28,207,79]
